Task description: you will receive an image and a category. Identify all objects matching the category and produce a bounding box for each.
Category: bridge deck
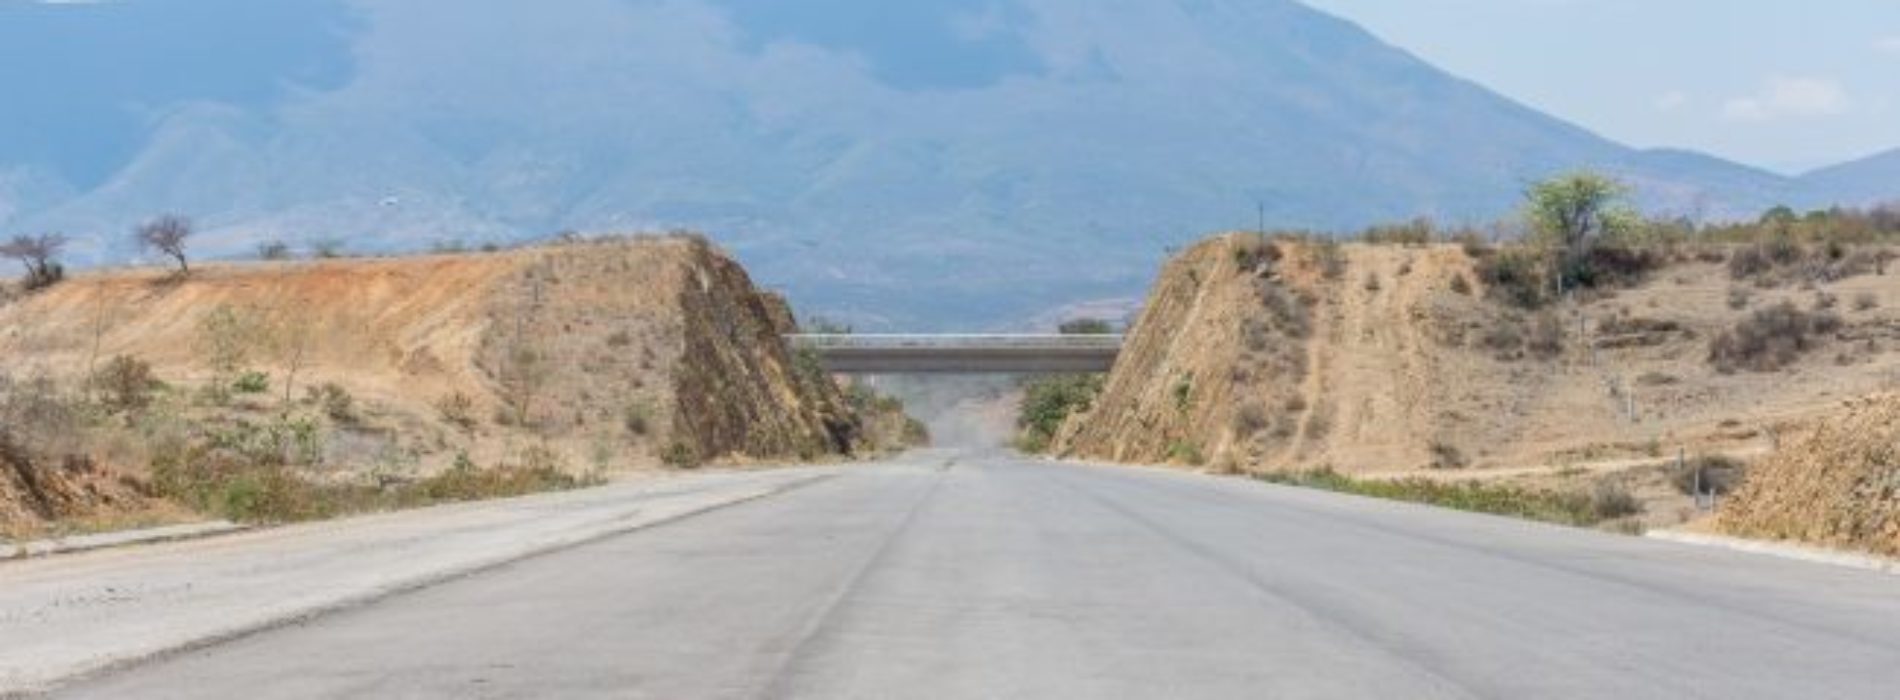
[787,334,1122,374]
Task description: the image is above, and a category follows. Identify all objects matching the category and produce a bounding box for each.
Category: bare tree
[134,215,193,275]
[0,233,68,290]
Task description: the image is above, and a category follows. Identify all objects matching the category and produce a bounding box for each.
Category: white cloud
[1878,35,1900,54]
[1653,90,1689,113]
[1721,76,1850,121]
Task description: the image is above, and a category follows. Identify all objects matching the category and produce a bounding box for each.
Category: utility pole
[1257,201,1266,235]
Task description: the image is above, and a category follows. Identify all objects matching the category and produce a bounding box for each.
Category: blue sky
[1302,0,1900,173]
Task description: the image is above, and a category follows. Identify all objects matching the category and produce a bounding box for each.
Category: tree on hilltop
[135,215,194,275]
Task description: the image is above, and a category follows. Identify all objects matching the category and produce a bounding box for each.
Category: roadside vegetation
[1014,317,1114,453]
[1015,374,1104,453]
[1255,468,1644,530]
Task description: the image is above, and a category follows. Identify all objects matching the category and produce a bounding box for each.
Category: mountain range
[2,0,1895,328]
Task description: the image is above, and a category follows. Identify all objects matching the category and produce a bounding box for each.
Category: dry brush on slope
[1720,394,1900,555]
[0,235,903,533]
[1050,231,1900,478]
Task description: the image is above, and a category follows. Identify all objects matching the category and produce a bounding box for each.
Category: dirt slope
[0,236,865,532]
[1719,394,1900,555]
[1056,234,1900,475]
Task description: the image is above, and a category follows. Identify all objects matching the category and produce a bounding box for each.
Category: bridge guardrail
[785,334,1125,350]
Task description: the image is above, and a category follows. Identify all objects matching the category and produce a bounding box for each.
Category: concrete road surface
[48,453,1900,699]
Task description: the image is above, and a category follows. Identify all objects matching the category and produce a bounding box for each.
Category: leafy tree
[1524,172,1638,288]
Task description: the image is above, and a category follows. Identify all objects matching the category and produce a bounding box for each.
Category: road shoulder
[0,467,837,695]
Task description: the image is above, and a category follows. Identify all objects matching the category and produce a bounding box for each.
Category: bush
[308,383,357,423]
[1255,469,1638,528]
[23,263,64,292]
[1167,440,1206,466]
[1669,454,1748,495]
[1449,275,1473,296]
[1058,318,1116,335]
[1562,245,1662,290]
[94,355,159,411]
[1854,292,1879,311]
[1527,312,1566,359]
[231,371,271,395]
[1233,401,1268,438]
[436,392,477,430]
[1429,441,1467,469]
[622,401,653,437]
[1017,374,1104,452]
[1590,482,1642,520]
[1256,281,1312,338]
[1476,249,1547,308]
[1708,301,1843,373]
[661,441,702,469]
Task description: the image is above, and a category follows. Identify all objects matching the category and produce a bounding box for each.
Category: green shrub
[661,441,702,469]
[94,355,160,411]
[1167,440,1206,466]
[1016,374,1104,452]
[231,370,271,395]
[309,383,357,423]
[1255,469,1641,528]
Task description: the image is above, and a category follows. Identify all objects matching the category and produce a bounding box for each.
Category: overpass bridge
[787,334,1123,374]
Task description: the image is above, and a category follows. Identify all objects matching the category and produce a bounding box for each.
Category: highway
[44,452,1900,699]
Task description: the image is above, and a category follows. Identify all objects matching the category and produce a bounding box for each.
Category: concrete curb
[1646,530,1900,576]
[1,522,248,562]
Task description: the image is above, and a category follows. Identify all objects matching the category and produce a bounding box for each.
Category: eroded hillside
[0,236,898,536]
[1719,394,1900,555]
[1054,233,1900,478]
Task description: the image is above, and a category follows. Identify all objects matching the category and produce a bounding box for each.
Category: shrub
[1233,235,1282,271]
[94,355,159,411]
[1708,302,1843,373]
[1058,318,1116,335]
[1527,312,1566,359]
[1017,374,1104,451]
[1480,317,1525,357]
[661,441,701,469]
[1256,281,1312,338]
[622,401,653,437]
[1854,292,1879,311]
[1476,248,1547,308]
[257,241,292,261]
[309,383,357,423]
[1728,246,1775,279]
[436,392,477,430]
[1449,274,1473,296]
[1314,241,1348,280]
[1727,287,1752,310]
[1167,440,1206,466]
[1363,272,1382,292]
[1255,469,1636,528]
[231,371,271,395]
[1429,441,1467,470]
[1669,454,1748,495]
[1590,482,1642,520]
[1233,401,1268,438]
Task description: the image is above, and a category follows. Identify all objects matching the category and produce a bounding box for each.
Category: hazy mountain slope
[1,0,1883,327]
[1801,148,1900,206]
